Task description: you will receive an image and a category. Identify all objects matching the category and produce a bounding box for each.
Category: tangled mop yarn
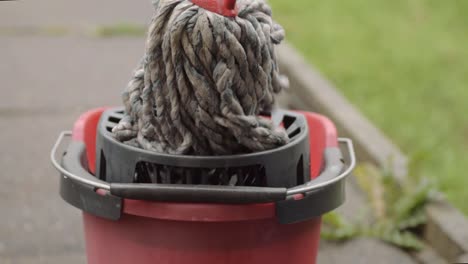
[113,0,289,155]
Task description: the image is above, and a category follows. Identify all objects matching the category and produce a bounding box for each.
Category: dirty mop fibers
[113,0,289,155]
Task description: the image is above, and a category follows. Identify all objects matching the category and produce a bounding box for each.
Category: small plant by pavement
[321,162,437,250]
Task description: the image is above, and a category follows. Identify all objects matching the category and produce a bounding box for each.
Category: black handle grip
[110,184,287,204]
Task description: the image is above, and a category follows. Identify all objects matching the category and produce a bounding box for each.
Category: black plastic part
[276,181,345,224]
[96,108,310,188]
[276,148,345,224]
[110,184,287,204]
[60,142,122,220]
[56,109,351,224]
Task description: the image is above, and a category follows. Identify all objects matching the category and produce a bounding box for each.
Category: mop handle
[190,0,238,17]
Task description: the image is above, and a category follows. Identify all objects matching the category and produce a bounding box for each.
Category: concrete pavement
[0,35,146,263]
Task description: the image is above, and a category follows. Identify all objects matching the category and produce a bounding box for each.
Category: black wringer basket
[96,108,311,202]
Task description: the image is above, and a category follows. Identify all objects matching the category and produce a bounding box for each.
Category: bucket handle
[51,131,355,202]
[51,131,110,190]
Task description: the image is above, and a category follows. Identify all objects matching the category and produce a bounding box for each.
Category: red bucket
[51,108,355,264]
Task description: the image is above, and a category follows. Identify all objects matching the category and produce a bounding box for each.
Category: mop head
[113,0,289,155]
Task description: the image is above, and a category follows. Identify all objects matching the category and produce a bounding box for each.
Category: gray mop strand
[113,0,289,155]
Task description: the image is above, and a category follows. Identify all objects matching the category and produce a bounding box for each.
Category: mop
[112,0,289,155]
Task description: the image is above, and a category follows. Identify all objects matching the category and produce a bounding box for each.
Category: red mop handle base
[190,0,238,17]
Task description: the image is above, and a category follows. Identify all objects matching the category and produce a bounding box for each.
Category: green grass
[0,26,68,37]
[94,23,146,38]
[269,0,468,213]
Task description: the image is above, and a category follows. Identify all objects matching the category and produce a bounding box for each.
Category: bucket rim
[51,108,355,224]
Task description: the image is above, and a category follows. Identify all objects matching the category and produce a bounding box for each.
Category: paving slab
[0,35,144,111]
[0,0,153,28]
[1,254,86,264]
[0,114,84,263]
[0,114,86,261]
[318,239,415,264]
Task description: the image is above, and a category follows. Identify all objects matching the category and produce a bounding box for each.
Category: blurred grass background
[269,0,468,213]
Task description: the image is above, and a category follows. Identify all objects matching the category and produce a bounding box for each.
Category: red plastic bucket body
[83,214,321,264]
[73,108,339,264]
